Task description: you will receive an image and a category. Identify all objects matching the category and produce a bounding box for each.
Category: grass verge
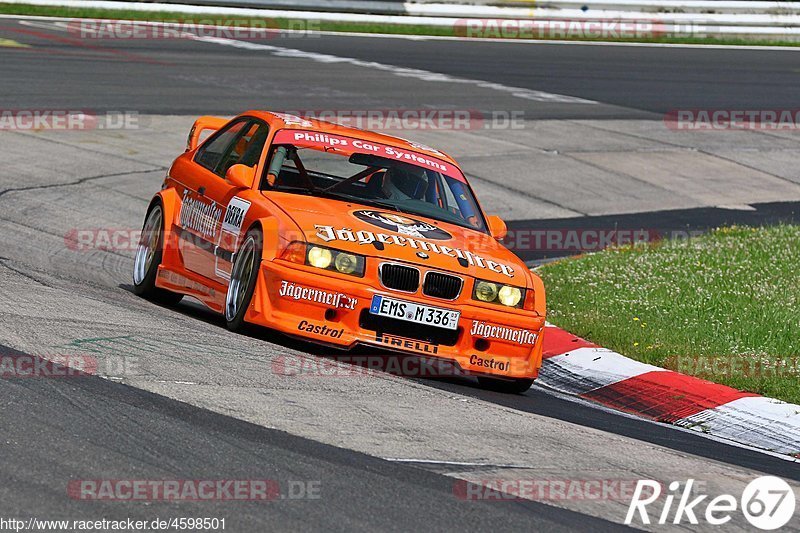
[538,225,800,404]
[0,3,798,47]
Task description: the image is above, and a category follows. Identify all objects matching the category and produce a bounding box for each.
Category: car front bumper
[244,259,546,380]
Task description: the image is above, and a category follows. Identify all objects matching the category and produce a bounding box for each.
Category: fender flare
[239,216,280,319]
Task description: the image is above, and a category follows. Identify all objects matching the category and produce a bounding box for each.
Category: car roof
[241,110,460,168]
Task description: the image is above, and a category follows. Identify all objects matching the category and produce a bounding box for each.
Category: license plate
[369,295,460,330]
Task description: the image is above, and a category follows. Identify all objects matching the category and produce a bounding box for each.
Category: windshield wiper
[364,199,412,214]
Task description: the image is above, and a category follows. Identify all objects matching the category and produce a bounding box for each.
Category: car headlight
[306,245,365,277]
[334,252,359,274]
[498,285,522,307]
[307,246,333,269]
[472,279,525,308]
[474,281,499,302]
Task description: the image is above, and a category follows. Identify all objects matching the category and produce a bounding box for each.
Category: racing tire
[132,203,183,306]
[225,227,263,332]
[477,376,534,394]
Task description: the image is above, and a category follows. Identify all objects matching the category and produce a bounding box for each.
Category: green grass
[1,2,799,46]
[538,225,800,404]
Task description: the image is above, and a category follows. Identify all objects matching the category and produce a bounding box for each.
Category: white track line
[191,34,598,104]
[382,458,538,468]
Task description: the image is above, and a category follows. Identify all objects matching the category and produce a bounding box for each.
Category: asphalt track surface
[1,18,799,117]
[1,345,619,532]
[1,16,800,532]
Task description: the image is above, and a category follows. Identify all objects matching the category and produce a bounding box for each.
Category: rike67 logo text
[626,476,796,530]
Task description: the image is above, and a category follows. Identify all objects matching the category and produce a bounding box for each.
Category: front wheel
[225,227,262,332]
[477,376,534,394]
[132,203,183,305]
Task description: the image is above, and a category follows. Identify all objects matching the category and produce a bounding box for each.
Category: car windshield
[261,129,488,233]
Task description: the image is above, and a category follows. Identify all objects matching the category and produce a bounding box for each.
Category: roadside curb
[540,324,800,457]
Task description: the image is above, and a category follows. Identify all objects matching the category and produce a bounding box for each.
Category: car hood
[266,192,528,285]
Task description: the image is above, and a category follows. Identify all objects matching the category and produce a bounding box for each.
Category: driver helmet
[382,166,429,200]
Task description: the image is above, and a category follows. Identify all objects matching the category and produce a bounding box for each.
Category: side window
[219,122,269,176]
[194,120,249,174]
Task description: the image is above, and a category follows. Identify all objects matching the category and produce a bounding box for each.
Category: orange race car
[133,111,546,393]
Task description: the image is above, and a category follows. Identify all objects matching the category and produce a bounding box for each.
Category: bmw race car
[133,111,546,393]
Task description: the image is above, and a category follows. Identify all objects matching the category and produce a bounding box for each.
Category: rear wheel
[477,376,534,394]
[132,203,183,305]
[225,227,262,332]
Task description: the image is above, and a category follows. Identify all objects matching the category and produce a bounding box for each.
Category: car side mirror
[226,164,256,189]
[486,215,507,241]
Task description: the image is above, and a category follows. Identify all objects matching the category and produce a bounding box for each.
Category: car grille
[423,272,463,300]
[359,310,460,346]
[380,263,419,292]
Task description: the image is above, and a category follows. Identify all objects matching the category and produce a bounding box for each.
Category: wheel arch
[240,216,281,262]
[151,188,181,228]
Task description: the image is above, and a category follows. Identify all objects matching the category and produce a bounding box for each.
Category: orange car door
[208,121,271,281]
[176,119,252,281]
